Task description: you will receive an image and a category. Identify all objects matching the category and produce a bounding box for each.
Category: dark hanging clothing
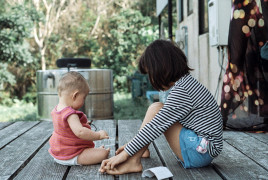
[220,0,268,130]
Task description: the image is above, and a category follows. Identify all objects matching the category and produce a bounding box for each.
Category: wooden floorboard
[212,141,268,179]
[66,120,116,180]
[0,120,267,180]
[0,121,13,130]
[245,132,268,144]
[13,143,69,180]
[0,121,39,149]
[118,120,162,180]
[153,134,222,180]
[0,121,53,180]
[223,131,268,170]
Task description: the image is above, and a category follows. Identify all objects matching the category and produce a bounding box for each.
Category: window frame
[187,0,193,15]
[177,0,184,22]
[199,0,209,34]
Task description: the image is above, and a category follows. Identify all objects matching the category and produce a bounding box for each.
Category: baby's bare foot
[105,158,142,175]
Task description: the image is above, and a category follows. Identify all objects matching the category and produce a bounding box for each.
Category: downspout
[158,14,161,38]
[168,0,173,40]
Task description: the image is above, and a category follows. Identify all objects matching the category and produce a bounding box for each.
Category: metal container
[37,69,113,120]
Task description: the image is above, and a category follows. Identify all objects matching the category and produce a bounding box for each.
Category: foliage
[0,0,159,105]
[0,99,37,122]
[0,1,5,14]
[45,2,100,69]
[95,9,158,92]
[0,5,34,63]
[0,5,37,100]
[114,93,150,120]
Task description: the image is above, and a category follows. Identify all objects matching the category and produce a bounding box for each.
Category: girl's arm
[67,114,109,141]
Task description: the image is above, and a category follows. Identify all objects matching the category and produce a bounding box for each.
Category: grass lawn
[113,93,150,120]
[0,93,150,122]
[0,100,37,122]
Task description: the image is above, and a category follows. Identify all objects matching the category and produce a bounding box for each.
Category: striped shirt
[124,73,223,158]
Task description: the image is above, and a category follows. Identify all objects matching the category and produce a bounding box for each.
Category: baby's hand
[98,130,109,140]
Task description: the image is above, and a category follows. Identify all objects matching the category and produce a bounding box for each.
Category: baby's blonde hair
[58,71,89,96]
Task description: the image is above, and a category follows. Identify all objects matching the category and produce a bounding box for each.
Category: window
[199,0,209,34]
[188,0,193,15]
[177,0,183,22]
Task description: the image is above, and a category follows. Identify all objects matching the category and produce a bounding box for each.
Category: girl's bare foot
[98,145,110,152]
[141,149,150,158]
[105,158,143,175]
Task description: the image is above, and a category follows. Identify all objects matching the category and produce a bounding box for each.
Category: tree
[95,8,158,92]
[0,0,159,103]
[31,0,77,70]
[37,0,116,69]
[0,5,36,101]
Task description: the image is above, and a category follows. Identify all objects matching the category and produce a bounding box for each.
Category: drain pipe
[168,0,173,40]
[181,26,188,58]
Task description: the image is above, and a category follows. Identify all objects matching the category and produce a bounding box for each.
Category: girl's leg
[77,145,110,165]
[141,102,164,157]
[163,121,184,161]
[105,102,184,175]
[141,102,183,160]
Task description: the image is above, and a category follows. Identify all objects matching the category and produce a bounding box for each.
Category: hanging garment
[220,0,268,130]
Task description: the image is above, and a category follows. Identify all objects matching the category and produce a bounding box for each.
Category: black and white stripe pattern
[124,73,223,158]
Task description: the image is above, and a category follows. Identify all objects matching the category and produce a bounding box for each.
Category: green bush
[114,93,150,120]
[0,99,37,122]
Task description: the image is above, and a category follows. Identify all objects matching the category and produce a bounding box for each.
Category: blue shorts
[178,127,213,168]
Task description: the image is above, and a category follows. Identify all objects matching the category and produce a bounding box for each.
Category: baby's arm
[67,114,109,141]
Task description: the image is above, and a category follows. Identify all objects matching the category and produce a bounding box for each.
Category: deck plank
[0,121,53,180]
[118,120,163,180]
[66,120,116,180]
[212,141,268,179]
[0,120,268,179]
[0,121,39,149]
[223,131,268,170]
[0,121,13,130]
[13,143,69,180]
[245,132,268,144]
[153,134,222,180]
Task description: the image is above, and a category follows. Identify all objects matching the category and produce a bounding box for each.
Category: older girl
[100,40,223,174]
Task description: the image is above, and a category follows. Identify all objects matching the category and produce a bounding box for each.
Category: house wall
[175,0,228,104]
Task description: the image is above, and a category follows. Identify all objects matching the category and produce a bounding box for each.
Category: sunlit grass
[0,100,37,122]
[113,92,150,120]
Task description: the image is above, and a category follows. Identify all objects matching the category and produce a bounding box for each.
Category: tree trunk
[41,48,46,70]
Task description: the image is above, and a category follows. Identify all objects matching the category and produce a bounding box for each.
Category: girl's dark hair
[138,39,193,91]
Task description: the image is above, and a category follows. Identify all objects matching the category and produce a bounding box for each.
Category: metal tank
[37,69,114,121]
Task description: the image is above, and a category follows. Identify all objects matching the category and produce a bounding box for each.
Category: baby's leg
[141,102,164,158]
[77,146,110,165]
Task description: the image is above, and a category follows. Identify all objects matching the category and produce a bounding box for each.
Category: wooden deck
[0,120,267,180]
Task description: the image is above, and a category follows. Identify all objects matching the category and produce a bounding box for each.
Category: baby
[48,71,110,166]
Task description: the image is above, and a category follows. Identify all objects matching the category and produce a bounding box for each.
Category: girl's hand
[99,150,129,172]
[115,143,127,155]
[98,130,109,140]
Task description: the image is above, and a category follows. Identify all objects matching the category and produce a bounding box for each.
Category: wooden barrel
[80,69,114,120]
[37,69,113,120]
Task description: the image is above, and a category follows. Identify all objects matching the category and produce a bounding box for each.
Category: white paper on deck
[142,166,173,180]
